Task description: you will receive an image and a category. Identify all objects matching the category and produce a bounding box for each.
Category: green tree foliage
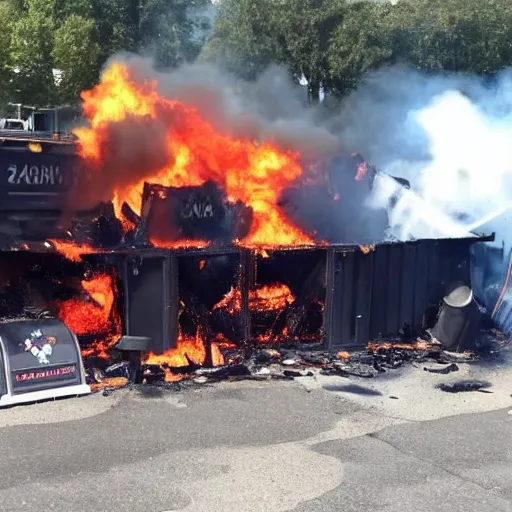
[89,0,138,62]
[204,0,346,101]
[328,2,395,94]
[9,0,57,106]
[271,0,346,102]
[2,0,512,108]
[202,0,278,80]
[52,15,100,103]
[139,0,211,69]
[392,0,512,73]
[208,0,512,99]
[0,0,213,107]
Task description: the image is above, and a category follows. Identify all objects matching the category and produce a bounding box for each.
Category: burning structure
[0,60,494,394]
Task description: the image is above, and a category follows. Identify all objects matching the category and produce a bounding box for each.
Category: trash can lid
[443,282,473,308]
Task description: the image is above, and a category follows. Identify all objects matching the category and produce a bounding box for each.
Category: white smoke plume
[338,66,512,330]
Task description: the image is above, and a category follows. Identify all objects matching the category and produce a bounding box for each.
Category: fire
[359,245,375,254]
[90,376,128,392]
[49,240,96,262]
[250,284,296,311]
[75,62,313,247]
[150,237,210,250]
[213,283,296,314]
[355,161,368,181]
[143,330,232,381]
[145,328,206,367]
[56,272,121,358]
[211,342,225,367]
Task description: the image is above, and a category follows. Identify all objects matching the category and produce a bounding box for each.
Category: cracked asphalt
[1,364,512,512]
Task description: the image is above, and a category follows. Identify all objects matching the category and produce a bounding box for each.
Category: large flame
[74,62,313,247]
[56,272,121,358]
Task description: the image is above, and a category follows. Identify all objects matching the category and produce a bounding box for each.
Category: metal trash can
[429,282,482,351]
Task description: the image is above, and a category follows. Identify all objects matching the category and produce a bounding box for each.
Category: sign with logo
[0,319,82,394]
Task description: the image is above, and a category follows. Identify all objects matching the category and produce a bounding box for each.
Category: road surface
[1,361,512,511]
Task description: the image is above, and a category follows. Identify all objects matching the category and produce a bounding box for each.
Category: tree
[88,0,138,65]
[9,0,57,106]
[203,0,345,101]
[328,2,395,95]
[271,0,346,102]
[138,0,212,69]
[201,0,278,80]
[0,1,18,109]
[388,0,512,74]
[52,14,100,103]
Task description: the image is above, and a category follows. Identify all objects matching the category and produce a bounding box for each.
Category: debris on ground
[436,380,492,393]
[83,326,509,394]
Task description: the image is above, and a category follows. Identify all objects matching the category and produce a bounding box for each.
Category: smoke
[336,66,512,331]
[70,53,341,212]
[124,55,340,158]
[331,66,512,239]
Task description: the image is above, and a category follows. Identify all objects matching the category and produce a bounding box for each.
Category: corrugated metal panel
[325,237,485,348]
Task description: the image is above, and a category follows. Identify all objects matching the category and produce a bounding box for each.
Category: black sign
[0,319,82,394]
[0,148,81,212]
[145,181,231,242]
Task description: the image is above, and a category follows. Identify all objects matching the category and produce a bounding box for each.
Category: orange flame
[213,283,296,315]
[74,62,313,248]
[150,237,210,250]
[56,272,121,358]
[145,328,206,367]
[90,377,128,392]
[49,240,96,262]
[144,330,233,381]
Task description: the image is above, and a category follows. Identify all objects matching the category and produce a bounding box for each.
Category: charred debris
[0,136,503,394]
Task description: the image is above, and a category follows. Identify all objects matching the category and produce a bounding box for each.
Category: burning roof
[72,62,317,248]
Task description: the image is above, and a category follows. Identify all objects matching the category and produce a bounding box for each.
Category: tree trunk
[308,80,320,104]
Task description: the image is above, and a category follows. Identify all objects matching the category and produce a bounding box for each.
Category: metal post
[355,314,362,344]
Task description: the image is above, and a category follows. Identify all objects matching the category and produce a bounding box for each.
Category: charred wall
[324,238,486,348]
[117,236,490,352]
[0,236,490,356]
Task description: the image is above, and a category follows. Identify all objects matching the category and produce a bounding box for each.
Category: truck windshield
[4,121,24,130]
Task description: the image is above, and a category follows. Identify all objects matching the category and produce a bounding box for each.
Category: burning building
[0,60,494,393]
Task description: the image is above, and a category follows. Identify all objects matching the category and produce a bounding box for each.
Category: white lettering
[29,165,39,185]
[18,165,29,184]
[7,164,16,184]
[6,163,70,186]
[182,200,214,220]
[55,166,63,185]
[41,165,50,185]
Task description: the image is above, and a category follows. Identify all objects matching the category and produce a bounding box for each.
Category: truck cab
[0,118,27,131]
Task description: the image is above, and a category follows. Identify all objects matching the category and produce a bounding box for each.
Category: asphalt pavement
[1,363,512,512]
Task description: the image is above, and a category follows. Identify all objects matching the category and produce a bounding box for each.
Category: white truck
[0,118,27,131]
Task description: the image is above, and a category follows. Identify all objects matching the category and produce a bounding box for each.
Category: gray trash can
[429,282,482,351]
